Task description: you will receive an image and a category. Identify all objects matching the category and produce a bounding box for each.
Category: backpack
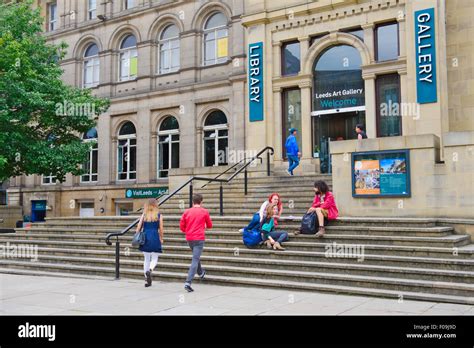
[242,227,262,248]
[300,212,317,234]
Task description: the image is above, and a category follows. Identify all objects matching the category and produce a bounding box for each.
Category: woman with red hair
[240,193,283,232]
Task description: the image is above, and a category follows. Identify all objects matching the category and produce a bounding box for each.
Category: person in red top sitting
[180,193,213,292]
[307,180,338,238]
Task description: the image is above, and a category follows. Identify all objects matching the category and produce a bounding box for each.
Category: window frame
[375,73,402,138]
[81,138,98,183]
[88,0,97,20]
[375,21,400,62]
[48,2,57,31]
[158,25,180,75]
[83,44,100,88]
[157,119,180,178]
[117,124,137,181]
[281,40,301,76]
[118,36,138,82]
[281,87,302,159]
[203,13,229,66]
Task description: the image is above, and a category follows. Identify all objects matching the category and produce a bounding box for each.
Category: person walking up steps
[137,198,164,288]
[180,193,213,292]
[285,128,301,176]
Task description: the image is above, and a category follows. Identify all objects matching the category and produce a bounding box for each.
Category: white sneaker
[286,170,292,176]
[238,228,244,233]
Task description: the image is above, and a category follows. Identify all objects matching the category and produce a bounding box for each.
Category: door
[31,200,47,222]
[313,111,365,173]
[79,202,95,217]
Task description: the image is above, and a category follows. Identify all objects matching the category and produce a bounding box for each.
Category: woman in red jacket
[308,180,338,238]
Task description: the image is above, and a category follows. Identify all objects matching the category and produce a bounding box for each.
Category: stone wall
[330,132,474,218]
[0,206,23,230]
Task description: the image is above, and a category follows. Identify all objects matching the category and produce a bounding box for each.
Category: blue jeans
[288,155,300,174]
[269,230,289,244]
[245,212,261,231]
[185,240,204,284]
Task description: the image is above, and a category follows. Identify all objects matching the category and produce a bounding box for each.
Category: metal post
[115,238,120,280]
[219,184,224,216]
[244,167,248,196]
[189,182,193,208]
[267,151,271,176]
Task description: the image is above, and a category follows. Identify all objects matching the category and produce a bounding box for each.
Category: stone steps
[10,230,470,248]
[1,235,472,259]
[9,247,474,284]
[15,225,455,237]
[1,258,473,299]
[0,265,470,305]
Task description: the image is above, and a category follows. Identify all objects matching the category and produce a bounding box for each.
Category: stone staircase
[1,174,473,304]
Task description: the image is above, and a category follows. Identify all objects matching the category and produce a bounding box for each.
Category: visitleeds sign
[125,187,168,199]
[415,7,437,104]
[248,42,264,122]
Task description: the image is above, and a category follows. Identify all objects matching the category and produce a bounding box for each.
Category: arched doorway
[312,45,365,173]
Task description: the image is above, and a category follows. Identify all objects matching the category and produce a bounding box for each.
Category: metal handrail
[104,146,274,279]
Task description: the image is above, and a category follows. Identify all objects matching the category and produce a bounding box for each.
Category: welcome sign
[415,7,437,104]
[248,42,264,122]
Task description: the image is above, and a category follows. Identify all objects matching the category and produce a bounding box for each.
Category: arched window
[117,122,137,180]
[83,43,100,88]
[159,24,180,74]
[119,35,137,81]
[203,110,228,166]
[157,116,179,178]
[203,12,228,65]
[81,128,98,182]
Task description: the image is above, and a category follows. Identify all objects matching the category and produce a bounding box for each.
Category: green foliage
[0,1,110,182]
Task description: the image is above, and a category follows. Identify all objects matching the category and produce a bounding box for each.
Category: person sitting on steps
[307,180,339,238]
[239,193,283,233]
[260,203,288,251]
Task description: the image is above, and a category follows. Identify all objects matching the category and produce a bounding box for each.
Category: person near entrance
[180,193,213,292]
[136,198,164,288]
[307,180,339,238]
[355,124,368,140]
[285,128,301,176]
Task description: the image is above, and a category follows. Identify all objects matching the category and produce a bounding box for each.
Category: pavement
[0,273,473,315]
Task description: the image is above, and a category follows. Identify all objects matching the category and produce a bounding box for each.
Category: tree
[0,1,109,182]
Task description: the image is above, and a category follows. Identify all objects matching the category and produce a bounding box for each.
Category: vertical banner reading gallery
[248,42,264,122]
[414,7,437,104]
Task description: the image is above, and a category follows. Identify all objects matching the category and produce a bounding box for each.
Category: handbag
[131,214,146,248]
[131,230,146,248]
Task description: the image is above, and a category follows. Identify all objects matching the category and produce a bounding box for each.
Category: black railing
[105,146,274,279]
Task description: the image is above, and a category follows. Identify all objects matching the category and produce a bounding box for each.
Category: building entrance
[312,111,365,173]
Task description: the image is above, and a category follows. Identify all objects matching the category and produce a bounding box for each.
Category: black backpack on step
[300,212,317,234]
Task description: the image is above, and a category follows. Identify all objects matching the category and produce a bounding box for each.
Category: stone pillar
[397,17,406,59]
[298,36,310,68]
[110,136,118,184]
[136,108,151,184]
[299,81,312,160]
[150,131,158,181]
[273,87,283,161]
[272,41,282,77]
[98,113,112,185]
[361,23,375,63]
[363,73,377,138]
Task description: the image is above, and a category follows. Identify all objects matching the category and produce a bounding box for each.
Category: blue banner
[248,42,264,122]
[415,8,437,104]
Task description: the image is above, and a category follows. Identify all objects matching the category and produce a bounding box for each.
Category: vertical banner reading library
[248,42,264,122]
